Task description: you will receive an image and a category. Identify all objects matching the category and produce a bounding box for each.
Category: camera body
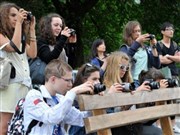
[167,78,178,87]
[147,34,155,40]
[69,28,76,36]
[27,12,33,21]
[94,84,106,94]
[145,79,160,90]
[121,82,135,92]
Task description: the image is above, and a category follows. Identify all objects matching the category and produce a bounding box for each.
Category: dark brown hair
[38,13,65,45]
[0,2,19,39]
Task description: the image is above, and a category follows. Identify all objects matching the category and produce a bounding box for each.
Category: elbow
[29,53,37,59]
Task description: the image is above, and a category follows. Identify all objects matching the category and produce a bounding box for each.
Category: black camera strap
[10,34,26,54]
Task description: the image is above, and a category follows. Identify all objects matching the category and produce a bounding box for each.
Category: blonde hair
[103,51,133,88]
[45,59,72,81]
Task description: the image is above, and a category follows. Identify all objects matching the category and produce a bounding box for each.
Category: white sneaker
[173,125,180,133]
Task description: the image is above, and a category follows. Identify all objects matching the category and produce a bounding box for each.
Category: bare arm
[165,52,180,63]
[26,16,37,58]
[159,55,173,64]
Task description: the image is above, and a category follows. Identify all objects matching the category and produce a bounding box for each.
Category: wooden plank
[160,117,173,135]
[84,104,180,133]
[78,87,180,111]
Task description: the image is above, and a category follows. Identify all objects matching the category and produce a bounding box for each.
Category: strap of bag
[10,40,25,54]
[25,87,47,135]
[0,42,9,50]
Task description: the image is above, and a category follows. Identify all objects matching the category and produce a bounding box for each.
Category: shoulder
[172,41,178,49]
[26,89,42,99]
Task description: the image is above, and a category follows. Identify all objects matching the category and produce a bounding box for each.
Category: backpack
[29,45,47,85]
[7,88,46,135]
[158,40,179,50]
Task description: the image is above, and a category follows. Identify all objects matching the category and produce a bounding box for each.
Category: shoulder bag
[0,43,15,89]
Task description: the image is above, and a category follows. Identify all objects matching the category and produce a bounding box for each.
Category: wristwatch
[152,45,157,49]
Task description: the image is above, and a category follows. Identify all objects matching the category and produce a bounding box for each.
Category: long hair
[38,13,65,45]
[103,51,133,88]
[0,2,20,39]
[122,21,141,46]
[73,63,100,87]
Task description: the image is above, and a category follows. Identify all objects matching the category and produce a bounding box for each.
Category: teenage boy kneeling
[23,59,94,135]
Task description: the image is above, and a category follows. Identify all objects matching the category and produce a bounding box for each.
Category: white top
[24,85,90,135]
[0,43,31,87]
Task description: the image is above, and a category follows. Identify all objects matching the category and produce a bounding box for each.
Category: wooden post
[92,109,112,135]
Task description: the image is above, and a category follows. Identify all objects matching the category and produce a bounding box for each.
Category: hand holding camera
[121,82,136,92]
[68,28,77,43]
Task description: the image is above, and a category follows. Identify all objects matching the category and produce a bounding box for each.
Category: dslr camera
[166,78,178,87]
[69,28,76,36]
[147,34,155,40]
[27,12,33,21]
[94,84,106,94]
[145,79,160,90]
[121,82,135,92]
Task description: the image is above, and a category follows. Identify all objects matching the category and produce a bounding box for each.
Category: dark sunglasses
[119,64,129,71]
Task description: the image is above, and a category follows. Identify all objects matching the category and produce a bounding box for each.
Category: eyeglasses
[165,28,175,31]
[60,77,73,83]
[119,64,129,71]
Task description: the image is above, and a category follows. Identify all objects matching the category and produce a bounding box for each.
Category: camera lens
[69,28,76,36]
[94,84,106,94]
[121,82,135,92]
[147,34,155,40]
[167,78,178,87]
[145,79,160,90]
[27,12,33,21]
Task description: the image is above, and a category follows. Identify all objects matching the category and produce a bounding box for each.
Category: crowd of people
[0,1,180,135]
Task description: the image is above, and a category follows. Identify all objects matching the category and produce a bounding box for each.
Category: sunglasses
[119,64,129,71]
[82,63,100,75]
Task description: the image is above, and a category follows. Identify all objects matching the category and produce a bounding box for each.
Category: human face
[97,42,106,52]
[51,17,63,37]
[119,59,129,78]
[162,27,174,38]
[132,25,141,40]
[55,71,73,95]
[9,7,18,28]
[86,71,100,85]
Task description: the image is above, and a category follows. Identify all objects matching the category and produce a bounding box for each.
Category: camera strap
[10,34,26,54]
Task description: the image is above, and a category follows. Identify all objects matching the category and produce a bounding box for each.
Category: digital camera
[167,78,178,87]
[121,82,135,92]
[69,28,76,36]
[27,12,33,21]
[94,84,106,94]
[147,34,155,40]
[145,79,160,90]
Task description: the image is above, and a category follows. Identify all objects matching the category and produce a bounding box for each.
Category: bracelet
[29,38,36,42]
[29,36,36,39]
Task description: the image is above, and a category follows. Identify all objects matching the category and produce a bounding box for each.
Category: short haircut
[139,68,165,84]
[44,59,72,81]
[160,22,174,31]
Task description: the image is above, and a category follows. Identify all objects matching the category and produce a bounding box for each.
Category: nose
[94,80,100,84]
